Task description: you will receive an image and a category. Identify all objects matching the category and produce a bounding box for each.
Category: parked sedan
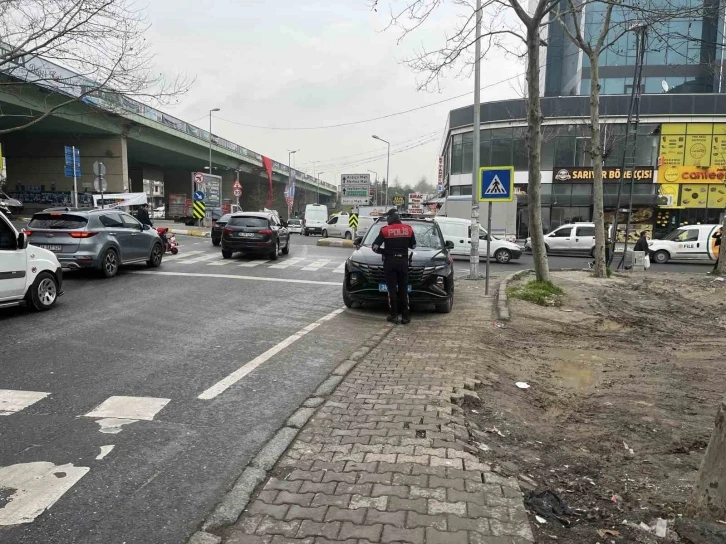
[343,218,455,313]
[25,208,164,278]
[221,211,290,260]
[211,214,232,246]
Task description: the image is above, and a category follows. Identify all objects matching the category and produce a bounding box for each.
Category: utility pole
[469,0,482,280]
[368,169,378,206]
[373,135,390,207]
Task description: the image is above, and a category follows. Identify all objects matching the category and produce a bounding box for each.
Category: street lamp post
[367,169,378,206]
[209,108,220,221]
[372,135,390,207]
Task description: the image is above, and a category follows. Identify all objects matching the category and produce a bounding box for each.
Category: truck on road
[437,195,518,242]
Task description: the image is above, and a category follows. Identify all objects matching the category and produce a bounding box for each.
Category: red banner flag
[262,156,274,208]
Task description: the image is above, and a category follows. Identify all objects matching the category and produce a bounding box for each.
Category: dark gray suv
[25,208,164,278]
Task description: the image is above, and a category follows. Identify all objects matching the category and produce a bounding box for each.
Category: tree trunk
[717,215,726,275]
[687,395,726,519]
[589,53,606,278]
[525,26,550,283]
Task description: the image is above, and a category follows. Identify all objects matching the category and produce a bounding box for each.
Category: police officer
[372,210,417,324]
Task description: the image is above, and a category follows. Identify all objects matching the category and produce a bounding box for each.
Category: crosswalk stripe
[174,253,219,265]
[269,257,306,269]
[207,259,234,266]
[302,259,331,271]
[333,262,346,274]
[163,250,203,262]
[238,260,271,268]
[0,389,50,416]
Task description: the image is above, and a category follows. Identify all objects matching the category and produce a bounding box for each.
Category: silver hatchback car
[25,208,164,278]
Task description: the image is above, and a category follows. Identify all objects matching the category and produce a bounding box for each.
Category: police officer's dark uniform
[372,211,417,324]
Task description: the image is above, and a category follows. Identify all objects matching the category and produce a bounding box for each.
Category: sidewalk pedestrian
[634,230,650,270]
[711,226,722,274]
[372,209,416,324]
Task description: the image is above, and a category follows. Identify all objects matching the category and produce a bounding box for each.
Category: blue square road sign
[478,167,514,202]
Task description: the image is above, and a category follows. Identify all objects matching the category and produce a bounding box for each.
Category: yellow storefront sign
[659,123,686,166]
[659,165,726,183]
[685,134,712,166]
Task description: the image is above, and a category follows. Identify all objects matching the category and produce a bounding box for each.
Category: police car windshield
[363,221,443,250]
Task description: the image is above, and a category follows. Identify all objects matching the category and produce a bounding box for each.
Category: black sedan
[343,218,455,313]
[221,212,290,260]
[211,214,232,246]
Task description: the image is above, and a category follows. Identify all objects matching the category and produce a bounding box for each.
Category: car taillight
[259,229,273,236]
[23,230,33,236]
[212,221,217,227]
[70,231,98,238]
[223,227,233,234]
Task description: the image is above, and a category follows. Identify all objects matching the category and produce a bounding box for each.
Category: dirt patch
[465,271,726,543]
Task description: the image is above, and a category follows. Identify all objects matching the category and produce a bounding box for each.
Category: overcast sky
[145,0,525,188]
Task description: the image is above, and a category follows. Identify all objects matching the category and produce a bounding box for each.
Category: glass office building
[544,0,726,97]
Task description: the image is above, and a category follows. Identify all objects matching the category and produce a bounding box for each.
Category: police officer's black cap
[387,208,398,216]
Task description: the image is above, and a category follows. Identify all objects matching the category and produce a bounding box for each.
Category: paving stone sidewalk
[223,280,534,544]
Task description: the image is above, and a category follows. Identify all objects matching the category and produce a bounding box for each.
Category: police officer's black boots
[400,294,411,325]
[387,291,400,324]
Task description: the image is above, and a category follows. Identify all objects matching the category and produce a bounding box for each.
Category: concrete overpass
[0,58,336,216]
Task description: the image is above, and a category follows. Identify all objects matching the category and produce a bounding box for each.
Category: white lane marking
[133,271,340,286]
[0,462,89,526]
[95,418,138,434]
[95,445,115,460]
[269,257,306,269]
[84,396,170,421]
[163,250,203,262]
[174,253,218,265]
[237,259,271,268]
[0,390,50,416]
[207,259,234,266]
[198,307,346,400]
[302,259,331,271]
[333,262,346,274]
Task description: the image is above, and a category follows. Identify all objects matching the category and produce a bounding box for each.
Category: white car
[648,224,722,264]
[526,222,597,256]
[434,216,523,263]
[288,218,303,234]
[153,206,166,219]
[303,204,328,236]
[0,212,63,311]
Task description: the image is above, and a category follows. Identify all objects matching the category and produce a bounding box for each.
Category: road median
[317,237,354,248]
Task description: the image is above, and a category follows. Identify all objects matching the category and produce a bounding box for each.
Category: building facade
[543,0,726,97]
[441,94,726,239]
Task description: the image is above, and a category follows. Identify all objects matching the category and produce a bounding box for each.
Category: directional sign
[192,200,206,219]
[193,172,205,186]
[341,173,371,186]
[93,177,107,192]
[233,188,242,197]
[193,190,205,201]
[349,213,359,228]
[342,188,369,197]
[478,166,514,202]
[64,146,81,178]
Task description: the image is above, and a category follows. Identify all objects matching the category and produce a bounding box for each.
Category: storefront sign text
[553,166,654,182]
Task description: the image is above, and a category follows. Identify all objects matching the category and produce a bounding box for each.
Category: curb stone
[497,269,532,321]
[189,325,392,542]
[316,237,354,248]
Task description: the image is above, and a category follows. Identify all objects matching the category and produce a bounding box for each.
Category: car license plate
[37,244,62,252]
[378,284,413,293]
[238,232,255,237]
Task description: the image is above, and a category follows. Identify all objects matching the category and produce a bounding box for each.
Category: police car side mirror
[354,236,363,248]
[445,240,454,250]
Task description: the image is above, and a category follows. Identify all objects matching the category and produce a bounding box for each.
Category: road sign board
[233,179,242,190]
[192,200,206,219]
[393,196,405,205]
[93,161,106,176]
[193,190,205,201]
[341,196,370,205]
[64,146,80,178]
[193,172,204,186]
[93,177,107,192]
[478,167,514,202]
[349,213,359,228]
[64,165,82,178]
[341,188,369,197]
[233,188,242,197]
[341,173,371,186]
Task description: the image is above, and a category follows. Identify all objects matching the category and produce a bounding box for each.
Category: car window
[305,208,327,222]
[0,218,16,250]
[328,217,338,225]
[289,219,301,225]
[227,216,268,227]
[551,227,572,238]
[100,213,124,228]
[675,228,700,242]
[121,214,141,229]
[364,222,443,250]
[29,213,88,229]
[576,226,595,237]
[218,214,232,223]
[437,221,467,238]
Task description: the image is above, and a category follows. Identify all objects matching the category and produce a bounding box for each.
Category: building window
[451,134,463,174]
[462,132,473,174]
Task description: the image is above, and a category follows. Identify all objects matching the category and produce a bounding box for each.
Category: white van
[0,212,63,311]
[322,214,375,240]
[303,204,328,236]
[649,224,722,264]
[434,216,523,263]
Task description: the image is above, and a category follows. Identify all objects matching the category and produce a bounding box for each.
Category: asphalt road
[0,234,389,544]
[0,232,710,544]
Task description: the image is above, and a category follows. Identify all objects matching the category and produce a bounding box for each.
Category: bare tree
[0,0,191,134]
[374,0,556,281]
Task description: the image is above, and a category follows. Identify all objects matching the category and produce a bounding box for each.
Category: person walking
[634,230,650,270]
[711,226,723,274]
[372,210,417,324]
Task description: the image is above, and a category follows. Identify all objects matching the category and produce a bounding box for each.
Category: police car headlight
[435,276,445,288]
[350,272,362,285]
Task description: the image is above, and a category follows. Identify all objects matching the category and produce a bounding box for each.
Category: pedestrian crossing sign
[478,166,514,202]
